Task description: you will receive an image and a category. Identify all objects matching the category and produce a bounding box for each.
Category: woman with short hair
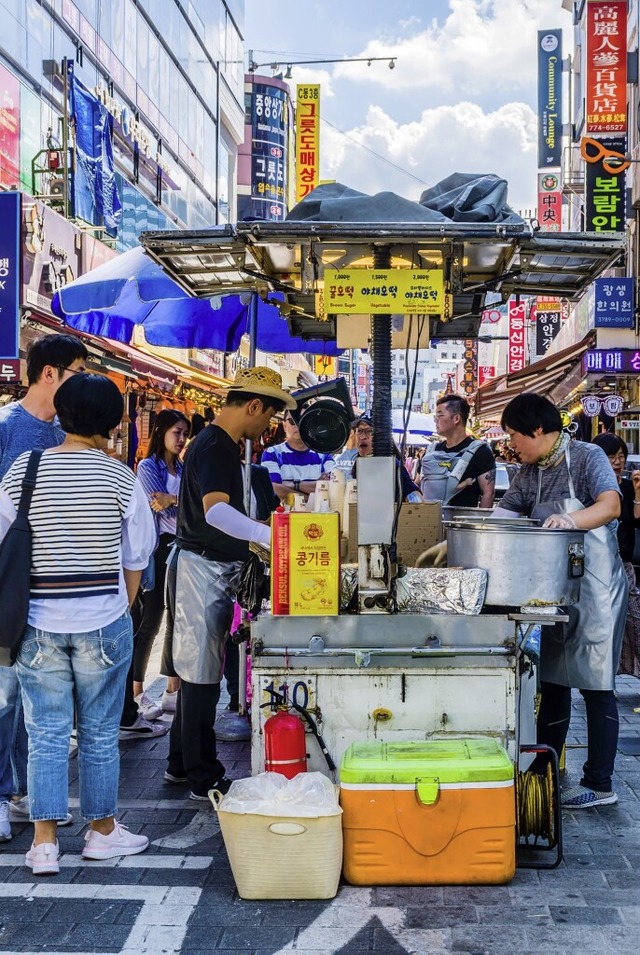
[0,374,156,875]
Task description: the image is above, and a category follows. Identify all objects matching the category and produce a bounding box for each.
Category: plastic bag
[218,771,341,817]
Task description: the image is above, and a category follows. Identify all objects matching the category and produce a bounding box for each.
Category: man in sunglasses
[261,410,333,501]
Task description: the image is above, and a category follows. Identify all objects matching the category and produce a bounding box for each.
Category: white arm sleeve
[206,501,271,548]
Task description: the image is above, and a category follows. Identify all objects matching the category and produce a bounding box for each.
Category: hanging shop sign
[508,299,526,374]
[243,81,288,221]
[478,365,495,387]
[537,172,562,231]
[537,30,563,167]
[593,276,634,328]
[461,340,478,396]
[22,199,82,314]
[584,135,627,233]
[619,419,640,429]
[295,85,320,203]
[583,349,640,374]
[322,269,444,315]
[581,394,625,417]
[0,191,20,360]
[314,355,336,378]
[535,297,562,355]
[0,62,20,190]
[586,0,627,134]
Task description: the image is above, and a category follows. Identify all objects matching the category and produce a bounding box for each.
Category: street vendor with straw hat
[165,367,295,801]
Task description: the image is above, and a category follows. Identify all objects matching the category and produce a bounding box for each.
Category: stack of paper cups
[328,468,346,518]
[342,478,358,538]
[314,479,330,512]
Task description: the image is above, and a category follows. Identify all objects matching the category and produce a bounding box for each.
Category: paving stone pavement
[1,674,640,955]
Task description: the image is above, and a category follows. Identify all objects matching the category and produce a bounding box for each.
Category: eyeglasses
[607,452,626,464]
[58,365,87,376]
[354,427,373,435]
[283,416,297,425]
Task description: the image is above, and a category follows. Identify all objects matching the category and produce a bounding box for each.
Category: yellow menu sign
[324,269,444,314]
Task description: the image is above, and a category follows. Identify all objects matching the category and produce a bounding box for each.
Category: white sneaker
[119,714,169,740]
[161,689,178,714]
[134,691,163,721]
[0,801,11,842]
[82,821,149,860]
[25,841,59,875]
[9,796,73,827]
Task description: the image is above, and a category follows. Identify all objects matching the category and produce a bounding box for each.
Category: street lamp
[247,52,397,75]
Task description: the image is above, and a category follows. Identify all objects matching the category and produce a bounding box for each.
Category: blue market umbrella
[51,245,341,356]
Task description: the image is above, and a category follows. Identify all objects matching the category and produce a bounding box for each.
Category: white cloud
[320,100,539,213]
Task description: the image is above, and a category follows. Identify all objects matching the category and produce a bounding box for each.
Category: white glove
[415,540,448,568]
[542,513,577,530]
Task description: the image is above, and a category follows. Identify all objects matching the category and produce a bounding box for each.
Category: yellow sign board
[295,85,320,203]
[314,355,336,377]
[323,269,444,314]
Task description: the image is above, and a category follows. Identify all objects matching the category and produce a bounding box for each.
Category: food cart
[141,212,624,876]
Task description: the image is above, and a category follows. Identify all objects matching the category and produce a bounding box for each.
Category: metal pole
[238,292,259,717]
[370,245,393,456]
[62,57,69,220]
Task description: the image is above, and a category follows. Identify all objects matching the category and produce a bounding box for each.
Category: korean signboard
[593,276,635,328]
[22,199,82,314]
[0,63,20,190]
[585,135,626,232]
[537,30,562,167]
[537,172,562,231]
[314,355,336,379]
[247,82,288,221]
[0,191,20,360]
[586,0,627,134]
[583,349,640,374]
[535,297,562,355]
[478,365,496,388]
[508,299,526,374]
[461,340,478,396]
[322,269,444,315]
[295,85,320,202]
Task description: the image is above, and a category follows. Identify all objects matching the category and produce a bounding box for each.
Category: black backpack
[0,450,43,667]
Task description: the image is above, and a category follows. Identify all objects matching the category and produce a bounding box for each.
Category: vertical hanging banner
[0,63,20,189]
[537,30,563,167]
[584,134,627,232]
[537,172,562,230]
[248,82,288,221]
[593,276,634,328]
[508,300,526,374]
[461,339,478,395]
[535,298,562,355]
[295,84,320,202]
[0,191,20,360]
[586,0,627,134]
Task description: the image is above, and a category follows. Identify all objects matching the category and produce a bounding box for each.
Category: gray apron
[532,447,627,691]
[172,548,243,684]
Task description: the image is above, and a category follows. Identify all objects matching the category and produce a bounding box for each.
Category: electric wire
[517,762,555,845]
[321,118,431,188]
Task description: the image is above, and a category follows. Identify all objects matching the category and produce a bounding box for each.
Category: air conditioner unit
[49,177,65,197]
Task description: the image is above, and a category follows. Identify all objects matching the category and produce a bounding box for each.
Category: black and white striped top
[1,449,136,599]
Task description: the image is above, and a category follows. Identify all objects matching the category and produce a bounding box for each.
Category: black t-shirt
[176,425,249,563]
[434,437,496,507]
[617,477,640,562]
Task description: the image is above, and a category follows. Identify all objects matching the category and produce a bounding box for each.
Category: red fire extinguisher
[264,709,307,779]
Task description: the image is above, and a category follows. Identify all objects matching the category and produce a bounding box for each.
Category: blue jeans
[16,613,133,821]
[0,667,25,801]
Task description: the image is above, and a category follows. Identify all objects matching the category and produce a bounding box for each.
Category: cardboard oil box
[340,738,516,885]
[271,511,340,615]
[346,502,442,565]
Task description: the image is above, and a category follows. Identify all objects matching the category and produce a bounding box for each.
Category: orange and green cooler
[340,738,516,885]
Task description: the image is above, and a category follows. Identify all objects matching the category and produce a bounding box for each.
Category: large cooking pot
[442,505,538,527]
[446,521,586,607]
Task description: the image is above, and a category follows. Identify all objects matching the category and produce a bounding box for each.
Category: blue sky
[244,0,571,212]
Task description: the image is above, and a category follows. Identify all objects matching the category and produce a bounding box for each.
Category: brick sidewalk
[1,676,639,954]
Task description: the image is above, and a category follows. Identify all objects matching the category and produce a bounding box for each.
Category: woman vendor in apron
[495,393,628,809]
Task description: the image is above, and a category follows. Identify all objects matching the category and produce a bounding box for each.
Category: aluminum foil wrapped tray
[395,567,488,615]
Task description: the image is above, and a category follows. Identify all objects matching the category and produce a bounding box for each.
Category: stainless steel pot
[446,522,586,606]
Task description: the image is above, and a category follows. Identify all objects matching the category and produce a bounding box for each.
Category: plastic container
[340,738,515,886]
[211,774,343,900]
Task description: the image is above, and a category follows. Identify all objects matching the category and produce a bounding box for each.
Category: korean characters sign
[0,191,20,360]
[594,276,635,328]
[537,30,562,167]
[535,298,562,355]
[537,173,562,231]
[583,349,640,374]
[585,135,626,232]
[249,82,288,221]
[324,269,444,315]
[295,85,320,203]
[508,299,526,374]
[461,340,478,396]
[478,365,496,387]
[586,0,627,134]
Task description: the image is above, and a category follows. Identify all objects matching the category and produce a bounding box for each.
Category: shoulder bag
[0,449,44,667]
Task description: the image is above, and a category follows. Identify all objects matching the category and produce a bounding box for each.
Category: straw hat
[217,366,296,410]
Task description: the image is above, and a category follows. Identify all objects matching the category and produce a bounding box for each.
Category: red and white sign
[0,359,21,383]
[508,300,526,374]
[586,0,627,134]
[0,63,19,189]
[537,172,562,231]
[478,365,496,387]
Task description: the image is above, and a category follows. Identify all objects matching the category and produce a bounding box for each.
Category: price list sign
[324,269,444,314]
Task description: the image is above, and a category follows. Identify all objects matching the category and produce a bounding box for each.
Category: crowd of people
[1,334,639,875]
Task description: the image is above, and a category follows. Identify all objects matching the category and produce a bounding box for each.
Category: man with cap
[165,367,294,801]
[330,413,422,502]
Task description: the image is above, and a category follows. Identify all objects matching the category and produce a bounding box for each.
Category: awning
[139,222,624,342]
[474,332,596,423]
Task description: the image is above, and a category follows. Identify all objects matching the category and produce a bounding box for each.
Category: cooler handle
[415,777,440,806]
[268,822,307,835]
